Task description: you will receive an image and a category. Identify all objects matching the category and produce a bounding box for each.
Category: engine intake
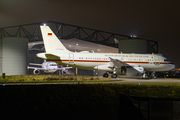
[33,69,40,74]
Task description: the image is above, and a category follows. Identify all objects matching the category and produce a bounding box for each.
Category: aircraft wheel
[103,73,109,78]
[111,74,117,78]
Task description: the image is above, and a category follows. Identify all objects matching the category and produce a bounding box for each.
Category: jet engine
[94,65,112,71]
[33,69,40,74]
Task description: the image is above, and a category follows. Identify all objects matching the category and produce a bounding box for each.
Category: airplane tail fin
[40,25,70,53]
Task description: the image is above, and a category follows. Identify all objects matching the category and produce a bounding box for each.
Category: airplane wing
[29,63,42,66]
[109,57,128,68]
[108,57,144,75]
[45,54,60,60]
[28,67,47,70]
[57,67,72,70]
[56,67,72,70]
[65,67,72,69]
[28,67,72,70]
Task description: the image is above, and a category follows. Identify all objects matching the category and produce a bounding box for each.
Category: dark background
[1,0,180,67]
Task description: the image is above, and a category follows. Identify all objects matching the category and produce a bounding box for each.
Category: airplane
[28,60,73,75]
[36,25,175,78]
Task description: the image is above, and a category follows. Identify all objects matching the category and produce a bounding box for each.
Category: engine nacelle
[33,69,40,74]
[94,65,112,71]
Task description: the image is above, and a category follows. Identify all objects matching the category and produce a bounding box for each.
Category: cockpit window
[50,64,57,66]
[164,59,169,62]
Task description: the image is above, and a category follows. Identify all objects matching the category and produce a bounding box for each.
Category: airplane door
[69,54,74,63]
[121,56,124,61]
[154,56,160,65]
[121,53,124,61]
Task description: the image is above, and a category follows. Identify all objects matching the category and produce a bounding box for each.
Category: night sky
[1,0,180,67]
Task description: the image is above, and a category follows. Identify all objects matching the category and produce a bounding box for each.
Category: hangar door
[0,37,28,75]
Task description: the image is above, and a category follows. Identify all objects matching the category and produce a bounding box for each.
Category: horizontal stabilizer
[45,54,60,60]
[28,67,46,70]
[29,63,42,66]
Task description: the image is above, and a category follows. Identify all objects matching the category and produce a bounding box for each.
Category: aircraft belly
[44,70,57,73]
[130,63,162,71]
[143,64,172,71]
[153,64,174,71]
[61,61,106,70]
[75,62,104,69]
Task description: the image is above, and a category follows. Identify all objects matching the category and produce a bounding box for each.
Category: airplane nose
[169,64,175,70]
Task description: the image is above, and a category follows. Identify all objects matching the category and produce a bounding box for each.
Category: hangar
[0,21,158,75]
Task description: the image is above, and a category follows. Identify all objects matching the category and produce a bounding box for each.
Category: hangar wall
[118,39,157,54]
[0,37,28,75]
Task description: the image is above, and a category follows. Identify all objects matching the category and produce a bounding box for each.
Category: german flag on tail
[48,33,52,36]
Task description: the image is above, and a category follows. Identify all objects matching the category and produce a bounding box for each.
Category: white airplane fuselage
[37,25,175,78]
[38,52,174,72]
[41,61,58,73]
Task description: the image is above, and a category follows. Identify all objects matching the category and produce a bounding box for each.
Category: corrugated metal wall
[0,37,28,75]
[118,39,148,54]
[0,40,2,74]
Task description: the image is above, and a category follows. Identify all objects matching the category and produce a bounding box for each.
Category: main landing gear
[143,71,157,79]
[111,74,117,78]
[103,73,109,78]
[103,73,117,78]
[103,67,118,78]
